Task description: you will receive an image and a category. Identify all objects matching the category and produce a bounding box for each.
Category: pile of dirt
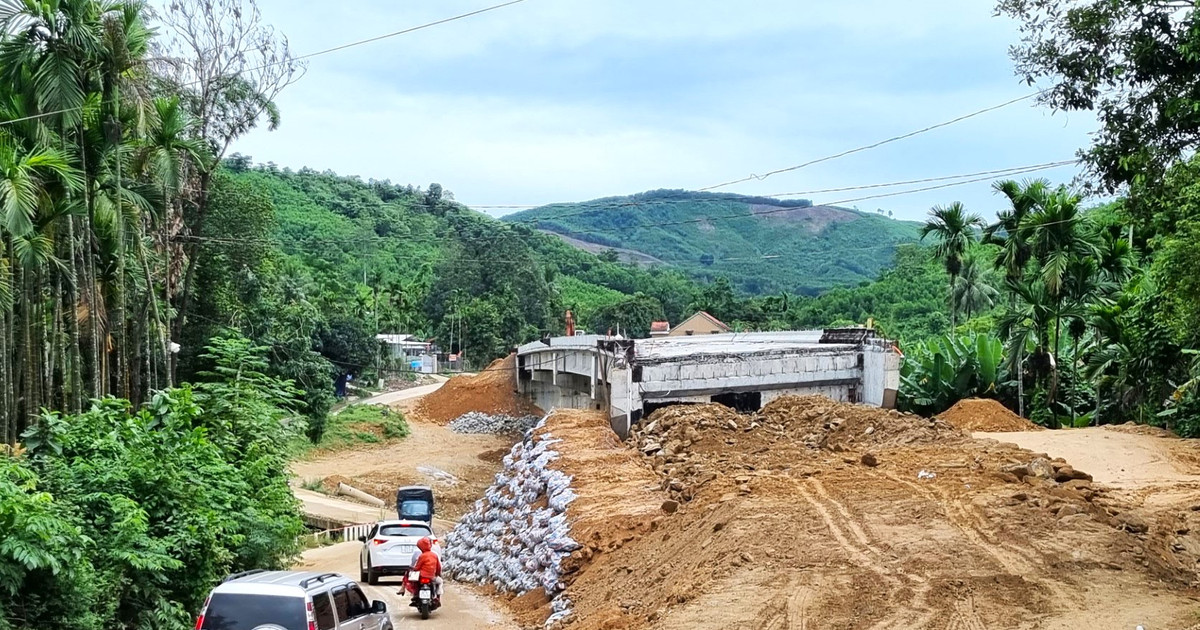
[549,398,1200,629]
[939,398,1043,432]
[760,395,965,449]
[414,354,542,424]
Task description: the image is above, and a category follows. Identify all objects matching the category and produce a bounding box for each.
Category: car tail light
[305,598,316,630]
[372,538,388,545]
[194,596,210,630]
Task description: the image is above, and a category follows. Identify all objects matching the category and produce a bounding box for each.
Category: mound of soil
[414,354,542,424]
[939,398,1042,432]
[547,398,1200,629]
[761,395,965,449]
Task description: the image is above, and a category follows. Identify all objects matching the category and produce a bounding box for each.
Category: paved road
[294,488,390,525]
[300,541,517,629]
[295,375,518,627]
[354,377,448,408]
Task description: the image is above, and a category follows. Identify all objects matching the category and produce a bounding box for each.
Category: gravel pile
[444,417,579,627]
[449,411,541,435]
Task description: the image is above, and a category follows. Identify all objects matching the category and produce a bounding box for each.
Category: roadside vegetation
[296,403,410,457]
[0,334,304,630]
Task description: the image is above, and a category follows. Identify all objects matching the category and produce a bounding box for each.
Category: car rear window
[380,523,431,537]
[201,593,306,630]
[399,500,431,518]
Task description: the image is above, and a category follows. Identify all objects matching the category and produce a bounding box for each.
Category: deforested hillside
[503,189,923,295]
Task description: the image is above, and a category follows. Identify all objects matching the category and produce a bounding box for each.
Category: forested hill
[502,189,924,295]
[208,163,724,364]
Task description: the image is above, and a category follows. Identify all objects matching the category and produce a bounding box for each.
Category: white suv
[359,520,434,585]
[195,570,393,630]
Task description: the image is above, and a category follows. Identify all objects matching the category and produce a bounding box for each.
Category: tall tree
[150,0,304,378]
[921,202,984,328]
[999,0,1200,194]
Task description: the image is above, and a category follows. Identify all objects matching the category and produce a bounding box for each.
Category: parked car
[395,486,435,525]
[195,570,392,630]
[359,520,434,585]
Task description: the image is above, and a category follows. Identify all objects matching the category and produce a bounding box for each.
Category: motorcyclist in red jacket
[402,537,442,602]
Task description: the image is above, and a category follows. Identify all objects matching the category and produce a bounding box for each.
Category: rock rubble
[449,411,541,435]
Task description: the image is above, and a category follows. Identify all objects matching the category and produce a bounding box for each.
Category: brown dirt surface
[293,415,518,520]
[413,354,542,424]
[939,397,1043,432]
[543,396,1200,630]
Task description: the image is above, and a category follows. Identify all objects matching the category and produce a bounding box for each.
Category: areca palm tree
[921,201,984,328]
[953,255,999,322]
[986,178,1049,281]
[133,96,206,386]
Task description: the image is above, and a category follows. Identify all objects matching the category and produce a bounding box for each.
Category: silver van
[195,570,393,630]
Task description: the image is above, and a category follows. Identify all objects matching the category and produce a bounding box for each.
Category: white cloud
[231,0,1096,221]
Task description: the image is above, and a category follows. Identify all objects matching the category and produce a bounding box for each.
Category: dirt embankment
[537,395,1200,630]
[939,397,1043,432]
[415,354,542,424]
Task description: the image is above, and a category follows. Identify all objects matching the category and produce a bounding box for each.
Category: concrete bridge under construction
[515,329,901,438]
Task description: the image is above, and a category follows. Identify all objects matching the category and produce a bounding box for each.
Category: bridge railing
[304,521,376,546]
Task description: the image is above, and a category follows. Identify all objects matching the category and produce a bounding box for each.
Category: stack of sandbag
[443,417,579,625]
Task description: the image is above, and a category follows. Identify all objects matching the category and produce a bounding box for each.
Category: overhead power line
[464,159,1075,211]
[697,92,1043,192]
[0,0,532,127]
[763,161,1077,198]
[292,0,529,62]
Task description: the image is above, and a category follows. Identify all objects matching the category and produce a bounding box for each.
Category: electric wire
[0,0,533,127]
[697,91,1043,191]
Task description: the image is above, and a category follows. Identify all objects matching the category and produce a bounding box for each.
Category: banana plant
[900,332,1007,415]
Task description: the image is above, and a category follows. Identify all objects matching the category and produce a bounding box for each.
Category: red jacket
[413,537,441,580]
[413,550,441,580]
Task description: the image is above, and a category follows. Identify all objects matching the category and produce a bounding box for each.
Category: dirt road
[976,425,1200,487]
[293,417,516,520]
[299,541,517,629]
[292,376,522,628]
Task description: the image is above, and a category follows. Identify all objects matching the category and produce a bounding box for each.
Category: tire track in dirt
[756,581,813,630]
[798,479,935,630]
[945,596,987,630]
[795,482,889,579]
[881,471,1072,605]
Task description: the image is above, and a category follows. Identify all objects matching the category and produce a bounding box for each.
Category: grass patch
[299,478,327,493]
[299,404,410,456]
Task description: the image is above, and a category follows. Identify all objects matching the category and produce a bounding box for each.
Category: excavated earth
[508,396,1200,630]
[939,397,1044,432]
[415,354,542,424]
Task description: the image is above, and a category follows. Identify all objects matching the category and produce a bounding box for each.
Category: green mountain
[209,165,715,362]
[502,189,924,295]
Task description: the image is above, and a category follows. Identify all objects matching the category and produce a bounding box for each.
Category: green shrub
[2,333,305,630]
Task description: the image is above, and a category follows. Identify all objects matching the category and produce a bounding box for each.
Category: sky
[231,0,1097,222]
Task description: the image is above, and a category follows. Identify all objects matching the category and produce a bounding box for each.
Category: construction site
[293,351,1200,630]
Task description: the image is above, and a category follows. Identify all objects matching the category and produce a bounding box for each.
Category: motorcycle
[406,570,440,620]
